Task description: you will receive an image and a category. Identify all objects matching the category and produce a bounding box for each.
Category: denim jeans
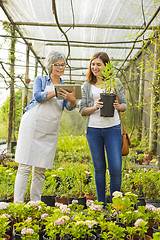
[86,124,122,206]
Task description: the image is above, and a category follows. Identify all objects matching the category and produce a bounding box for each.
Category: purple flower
[41,213,49,220]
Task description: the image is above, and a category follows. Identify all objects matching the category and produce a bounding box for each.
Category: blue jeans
[86,124,122,206]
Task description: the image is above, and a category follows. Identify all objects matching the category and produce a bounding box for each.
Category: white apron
[15,84,63,169]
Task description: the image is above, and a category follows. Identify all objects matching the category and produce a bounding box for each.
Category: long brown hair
[86,52,110,84]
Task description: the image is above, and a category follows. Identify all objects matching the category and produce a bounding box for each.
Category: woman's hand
[95,98,103,109]
[113,100,125,112]
[58,87,76,108]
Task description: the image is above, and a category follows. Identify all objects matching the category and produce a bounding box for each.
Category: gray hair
[45,51,66,74]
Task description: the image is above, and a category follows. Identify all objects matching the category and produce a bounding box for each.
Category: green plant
[0,214,11,237]
[98,61,118,94]
[137,153,144,163]
[42,171,57,196]
[142,169,160,199]
[138,205,160,226]
[112,191,138,223]
[0,165,16,200]
[14,218,40,240]
[126,219,148,240]
[153,232,160,240]
[100,221,125,240]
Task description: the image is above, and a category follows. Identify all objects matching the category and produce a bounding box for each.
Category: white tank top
[88,85,120,128]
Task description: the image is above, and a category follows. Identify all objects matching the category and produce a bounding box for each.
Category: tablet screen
[54,84,82,99]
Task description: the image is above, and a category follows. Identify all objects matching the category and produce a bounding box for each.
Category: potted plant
[100,221,126,240]
[142,169,160,207]
[126,219,152,240]
[14,218,40,239]
[41,173,57,207]
[0,214,11,239]
[98,61,118,117]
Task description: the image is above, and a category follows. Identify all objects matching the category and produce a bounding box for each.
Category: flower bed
[0,192,160,239]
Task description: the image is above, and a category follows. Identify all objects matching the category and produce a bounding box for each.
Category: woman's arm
[115,80,127,112]
[33,76,57,102]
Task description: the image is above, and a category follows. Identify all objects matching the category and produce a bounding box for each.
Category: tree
[0,90,22,140]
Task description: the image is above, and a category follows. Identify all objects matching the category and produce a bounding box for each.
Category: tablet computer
[54,84,82,99]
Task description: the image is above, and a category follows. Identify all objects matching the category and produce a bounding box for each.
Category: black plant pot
[145,199,160,208]
[135,197,146,209]
[152,225,160,233]
[100,93,116,117]
[15,232,22,240]
[41,195,55,207]
[68,196,86,208]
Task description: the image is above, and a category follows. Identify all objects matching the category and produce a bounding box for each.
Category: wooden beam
[14,22,156,30]
[46,43,141,49]
[0,2,46,73]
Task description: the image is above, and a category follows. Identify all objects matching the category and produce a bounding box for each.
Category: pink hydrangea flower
[21,227,34,235]
[54,218,65,226]
[145,204,156,211]
[89,204,102,211]
[72,200,78,204]
[134,219,146,227]
[2,213,11,218]
[55,202,63,207]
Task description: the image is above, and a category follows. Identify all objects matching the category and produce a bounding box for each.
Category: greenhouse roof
[0,0,160,83]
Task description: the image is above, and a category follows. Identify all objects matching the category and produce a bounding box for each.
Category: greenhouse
[0,0,160,239]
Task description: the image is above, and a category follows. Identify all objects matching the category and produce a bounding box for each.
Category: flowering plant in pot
[138,204,160,227]
[126,218,151,240]
[111,191,139,223]
[14,217,40,240]
[142,169,160,202]
[99,221,126,240]
[43,204,72,239]
[98,61,119,117]
[0,214,11,238]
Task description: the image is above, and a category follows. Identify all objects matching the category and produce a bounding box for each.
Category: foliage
[0,90,22,140]
[55,135,91,165]
[0,165,16,200]
[0,214,11,237]
[14,218,40,239]
[60,108,86,136]
[100,221,125,240]
[98,61,118,94]
[142,169,160,200]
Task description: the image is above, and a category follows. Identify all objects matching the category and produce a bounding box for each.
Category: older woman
[14,51,76,203]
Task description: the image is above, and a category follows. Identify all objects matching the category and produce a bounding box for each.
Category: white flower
[55,202,63,207]
[72,200,78,204]
[112,191,123,198]
[0,202,9,210]
[86,200,94,207]
[85,220,97,228]
[134,219,146,227]
[75,221,85,226]
[27,201,39,207]
[21,227,34,235]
